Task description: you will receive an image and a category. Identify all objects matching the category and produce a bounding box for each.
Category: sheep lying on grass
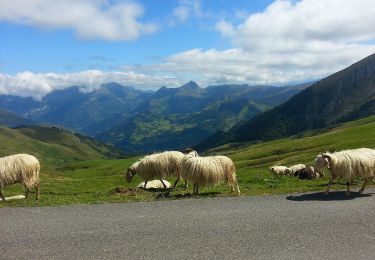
[137,180,172,189]
[314,148,375,196]
[286,164,306,176]
[269,166,289,177]
[181,155,240,195]
[126,151,188,189]
[294,166,323,180]
[0,154,40,201]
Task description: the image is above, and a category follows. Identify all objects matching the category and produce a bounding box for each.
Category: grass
[1,116,375,207]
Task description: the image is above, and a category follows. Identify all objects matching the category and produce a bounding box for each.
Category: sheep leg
[359,178,370,194]
[345,182,351,196]
[193,184,199,195]
[236,184,241,194]
[143,181,148,188]
[160,179,167,189]
[173,177,180,188]
[184,179,188,189]
[324,177,336,195]
[24,185,30,199]
[0,189,5,201]
[35,185,40,200]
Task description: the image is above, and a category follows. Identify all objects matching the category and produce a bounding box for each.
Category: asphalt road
[1,189,375,260]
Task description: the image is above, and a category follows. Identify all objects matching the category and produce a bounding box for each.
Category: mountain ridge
[196,53,375,151]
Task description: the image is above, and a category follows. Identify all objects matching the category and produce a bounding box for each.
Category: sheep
[285,164,306,176]
[294,166,322,180]
[269,166,289,177]
[125,151,190,189]
[314,148,375,196]
[137,180,172,189]
[0,154,40,201]
[180,155,240,195]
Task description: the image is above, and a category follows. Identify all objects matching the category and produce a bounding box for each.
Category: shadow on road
[286,191,374,201]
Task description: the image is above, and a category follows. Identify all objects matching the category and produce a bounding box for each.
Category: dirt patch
[112,187,139,195]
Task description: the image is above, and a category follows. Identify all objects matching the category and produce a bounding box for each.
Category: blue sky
[1,0,375,99]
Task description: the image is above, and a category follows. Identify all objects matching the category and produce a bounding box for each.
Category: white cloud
[168,0,203,25]
[173,6,191,23]
[225,0,375,52]
[2,0,375,99]
[215,20,235,37]
[0,0,157,41]
[0,70,182,100]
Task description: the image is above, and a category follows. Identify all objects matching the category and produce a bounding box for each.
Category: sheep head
[125,168,136,183]
[183,148,199,157]
[314,154,331,172]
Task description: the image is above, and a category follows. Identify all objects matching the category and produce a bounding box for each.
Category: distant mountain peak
[181,81,200,90]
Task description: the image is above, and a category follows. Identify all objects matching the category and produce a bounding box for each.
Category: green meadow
[1,116,375,207]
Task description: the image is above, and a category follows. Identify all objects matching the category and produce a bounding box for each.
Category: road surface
[1,189,375,259]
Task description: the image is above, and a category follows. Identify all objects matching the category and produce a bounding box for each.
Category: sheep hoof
[359,189,364,194]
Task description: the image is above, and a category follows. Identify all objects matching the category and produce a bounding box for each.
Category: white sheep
[0,154,40,201]
[125,151,188,189]
[314,148,375,195]
[180,155,240,195]
[285,164,306,176]
[269,166,289,177]
[137,180,172,189]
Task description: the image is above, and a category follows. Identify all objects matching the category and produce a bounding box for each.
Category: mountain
[0,109,34,127]
[0,125,124,168]
[196,53,375,151]
[0,83,153,136]
[98,82,309,153]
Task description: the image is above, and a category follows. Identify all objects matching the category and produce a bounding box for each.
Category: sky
[1,0,375,100]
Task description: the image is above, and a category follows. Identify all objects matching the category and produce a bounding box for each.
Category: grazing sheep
[286,164,306,176]
[181,155,240,195]
[0,154,40,201]
[269,166,289,177]
[314,148,375,195]
[295,166,322,180]
[125,151,188,189]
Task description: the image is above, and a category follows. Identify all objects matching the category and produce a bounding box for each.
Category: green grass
[1,116,375,207]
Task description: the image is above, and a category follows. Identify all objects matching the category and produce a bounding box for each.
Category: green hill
[197,53,375,151]
[0,125,124,170]
[206,116,375,169]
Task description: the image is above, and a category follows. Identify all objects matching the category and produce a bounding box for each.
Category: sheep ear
[322,155,331,169]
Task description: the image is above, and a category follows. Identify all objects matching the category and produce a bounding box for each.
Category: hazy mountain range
[0,81,307,153]
[196,53,375,151]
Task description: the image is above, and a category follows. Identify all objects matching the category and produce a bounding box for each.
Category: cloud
[0,0,157,41]
[2,0,375,99]
[168,0,203,25]
[0,70,182,100]
[215,20,235,37]
[222,0,375,52]
[173,6,191,23]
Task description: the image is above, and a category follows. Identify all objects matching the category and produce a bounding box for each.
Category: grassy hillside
[0,125,124,170]
[1,116,374,207]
